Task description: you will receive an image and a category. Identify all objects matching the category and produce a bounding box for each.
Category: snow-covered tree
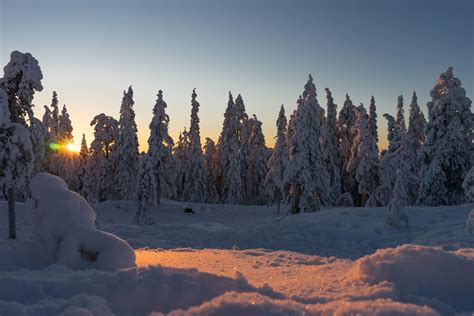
[58,104,73,145]
[50,92,60,139]
[28,115,49,174]
[174,128,190,200]
[115,86,139,200]
[265,105,288,212]
[85,113,118,202]
[324,88,342,204]
[134,153,154,225]
[347,104,379,206]
[246,114,270,204]
[285,75,330,213]
[462,167,474,203]
[217,92,242,204]
[386,168,409,229]
[396,95,406,134]
[407,91,426,151]
[368,96,379,154]
[70,134,89,193]
[235,94,251,201]
[182,89,208,202]
[204,137,219,203]
[338,94,357,201]
[0,88,34,238]
[417,67,473,206]
[0,51,42,238]
[0,51,43,125]
[148,90,176,204]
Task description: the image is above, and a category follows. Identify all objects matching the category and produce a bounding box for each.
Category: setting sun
[65,143,79,152]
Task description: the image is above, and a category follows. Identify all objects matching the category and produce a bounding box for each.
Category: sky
[0,0,472,151]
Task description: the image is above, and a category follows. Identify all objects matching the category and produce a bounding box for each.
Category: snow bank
[27,173,135,271]
[164,292,439,316]
[0,264,275,316]
[352,244,474,313]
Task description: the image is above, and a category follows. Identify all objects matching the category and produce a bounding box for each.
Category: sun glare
[65,143,79,152]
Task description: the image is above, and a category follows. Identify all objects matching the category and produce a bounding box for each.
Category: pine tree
[265,105,288,212]
[182,89,208,202]
[324,88,342,204]
[217,92,242,204]
[134,153,154,225]
[338,94,358,202]
[418,67,473,205]
[386,168,409,229]
[115,86,139,200]
[85,113,118,202]
[285,75,330,213]
[347,104,379,206]
[148,90,176,204]
[204,137,219,203]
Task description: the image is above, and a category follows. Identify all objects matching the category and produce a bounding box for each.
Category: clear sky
[1,0,472,151]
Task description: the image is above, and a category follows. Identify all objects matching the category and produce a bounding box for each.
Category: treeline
[1,51,473,230]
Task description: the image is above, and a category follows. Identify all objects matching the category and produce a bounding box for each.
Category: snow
[26,173,135,271]
[0,193,473,315]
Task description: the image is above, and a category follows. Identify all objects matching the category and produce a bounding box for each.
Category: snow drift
[27,173,135,271]
[352,244,474,313]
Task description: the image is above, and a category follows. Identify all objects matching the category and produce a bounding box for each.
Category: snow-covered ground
[1,197,473,315]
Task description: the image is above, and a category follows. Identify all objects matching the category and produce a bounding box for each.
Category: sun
[65,143,79,153]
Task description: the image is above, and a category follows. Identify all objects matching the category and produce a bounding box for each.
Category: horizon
[1,0,472,151]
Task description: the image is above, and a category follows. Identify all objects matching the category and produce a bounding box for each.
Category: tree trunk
[7,187,16,239]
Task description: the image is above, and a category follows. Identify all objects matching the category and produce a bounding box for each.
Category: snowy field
[1,199,473,315]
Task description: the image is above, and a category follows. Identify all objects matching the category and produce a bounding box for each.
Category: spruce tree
[386,169,409,229]
[338,94,357,202]
[58,104,73,145]
[204,137,219,203]
[462,167,474,203]
[246,114,270,203]
[368,96,379,154]
[0,51,42,238]
[115,86,139,200]
[265,105,288,212]
[347,104,379,206]
[407,91,426,151]
[148,90,176,204]
[285,75,330,213]
[71,134,89,193]
[85,113,118,202]
[418,67,473,205]
[182,89,208,202]
[174,128,190,201]
[217,92,242,204]
[235,94,251,201]
[324,88,342,204]
[134,153,154,225]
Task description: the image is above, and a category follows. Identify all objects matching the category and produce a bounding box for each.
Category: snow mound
[164,292,439,316]
[352,244,474,313]
[27,173,135,271]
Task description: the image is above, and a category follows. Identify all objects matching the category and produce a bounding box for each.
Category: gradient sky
[1,0,472,151]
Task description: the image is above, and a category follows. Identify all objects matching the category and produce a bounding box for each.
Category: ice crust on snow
[27,173,135,271]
